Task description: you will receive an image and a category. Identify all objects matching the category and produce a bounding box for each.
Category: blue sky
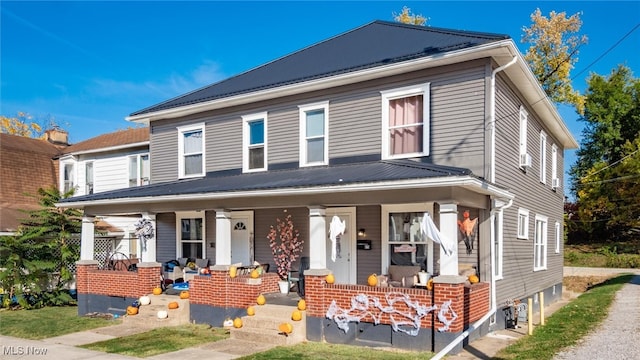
[2,1,639,196]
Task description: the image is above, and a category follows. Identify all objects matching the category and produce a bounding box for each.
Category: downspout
[432,56,517,360]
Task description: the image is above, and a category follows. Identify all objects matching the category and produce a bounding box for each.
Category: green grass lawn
[237,342,434,360]
[494,274,633,360]
[80,324,229,357]
[0,306,117,339]
[565,243,640,268]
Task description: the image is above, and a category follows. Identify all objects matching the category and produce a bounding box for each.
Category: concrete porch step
[123,294,190,327]
[230,303,306,346]
[230,326,305,346]
[252,303,302,318]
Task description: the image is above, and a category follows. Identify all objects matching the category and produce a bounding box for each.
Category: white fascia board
[57,175,514,209]
[65,141,150,156]
[126,41,516,123]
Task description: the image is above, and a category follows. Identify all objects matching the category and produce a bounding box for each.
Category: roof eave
[57,175,514,209]
[63,141,150,156]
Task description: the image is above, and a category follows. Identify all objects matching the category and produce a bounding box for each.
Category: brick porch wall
[189,270,280,308]
[77,262,162,298]
[464,282,490,325]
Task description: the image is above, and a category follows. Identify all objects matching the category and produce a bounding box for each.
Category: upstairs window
[540,131,547,183]
[519,106,530,169]
[299,102,328,166]
[382,84,430,159]
[551,144,559,189]
[178,124,205,178]
[85,162,94,195]
[129,154,150,186]
[243,113,267,171]
[63,163,75,194]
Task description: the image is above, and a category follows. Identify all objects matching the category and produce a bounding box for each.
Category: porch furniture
[183,258,209,282]
[386,265,421,288]
[236,262,270,276]
[288,256,309,297]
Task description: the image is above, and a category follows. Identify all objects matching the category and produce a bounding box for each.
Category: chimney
[45,128,69,146]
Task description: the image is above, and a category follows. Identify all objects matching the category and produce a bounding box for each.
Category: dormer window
[178,124,205,178]
[381,83,430,159]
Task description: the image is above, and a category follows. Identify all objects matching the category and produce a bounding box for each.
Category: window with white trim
[63,163,75,193]
[551,144,558,188]
[176,212,205,259]
[519,106,528,165]
[299,102,328,166]
[85,162,94,195]
[242,112,267,171]
[178,124,205,178]
[517,208,529,239]
[381,84,430,159]
[540,131,547,183]
[534,215,548,271]
[129,154,150,187]
[555,221,561,254]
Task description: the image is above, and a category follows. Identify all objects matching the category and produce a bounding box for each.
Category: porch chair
[288,256,310,297]
[184,258,209,281]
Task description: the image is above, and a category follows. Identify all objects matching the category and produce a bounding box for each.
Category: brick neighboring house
[0,130,68,235]
[61,21,577,354]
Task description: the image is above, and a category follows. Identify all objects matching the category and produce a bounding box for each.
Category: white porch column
[438,202,459,276]
[140,213,157,263]
[308,207,327,270]
[80,216,95,261]
[215,210,232,265]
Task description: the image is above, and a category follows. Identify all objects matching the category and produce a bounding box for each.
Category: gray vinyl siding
[356,205,381,285]
[254,208,309,275]
[494,74,565,304]
[148,59,490,181]
[156,212,177,263]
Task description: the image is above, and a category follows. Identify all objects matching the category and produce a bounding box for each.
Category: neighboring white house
[58,127,149,261]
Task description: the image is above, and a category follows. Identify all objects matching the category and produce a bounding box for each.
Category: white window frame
[534,214,548,271]
[61,161,75,194]
[551,144,558,188]
[555,221,561,254]
[85,161,94,195]
[177,123,205,178]
[519,106,528,166]
[381,83,430,159]
[129,153,150,187]
[299,101,329,167]
[175,211,206,259]
[540,131,547,184]
[242,112,268,172]
[517,208,529,240]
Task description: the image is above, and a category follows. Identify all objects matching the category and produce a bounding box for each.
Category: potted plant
[267,210,302,293]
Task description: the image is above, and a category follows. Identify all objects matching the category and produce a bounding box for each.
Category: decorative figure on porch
[457,210,478,255]
[267,210,303,281]
[420,212,455,255]
[325,292,457,336]
[328,215,346,262]
[134,217,154,252]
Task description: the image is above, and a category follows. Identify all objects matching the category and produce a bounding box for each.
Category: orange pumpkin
[250,269,259,278]
[297,299,306,311]
[291,310,302,321]
[468,275,479,284]
[168,301,179,309]
[126,306,138,315]
[247,306,255,316]
[233,317,243,328]
[179,290,190,299]
[325,273,335,284]
[229,265,237,278]
[256,294,266,305]
[278,322,293,334]
[152,287,162,295]
[367,274,378,286]
[426,279,434,291]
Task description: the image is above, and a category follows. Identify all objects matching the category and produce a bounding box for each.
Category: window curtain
[389,95,423,155]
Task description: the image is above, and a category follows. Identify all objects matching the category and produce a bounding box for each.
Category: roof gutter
[62,141,150,156]
[57,175,514,209]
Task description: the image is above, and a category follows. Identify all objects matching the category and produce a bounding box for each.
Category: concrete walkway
[1,267,638,360]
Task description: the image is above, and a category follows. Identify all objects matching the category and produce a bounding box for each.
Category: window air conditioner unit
[519,153,532,168]
[552,177,560,189]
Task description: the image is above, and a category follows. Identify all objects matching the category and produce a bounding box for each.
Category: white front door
[231,211,253,265]
[326,207,357,284]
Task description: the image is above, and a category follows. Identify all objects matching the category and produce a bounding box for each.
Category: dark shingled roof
[131,20,509,116]
[59,160,473,203]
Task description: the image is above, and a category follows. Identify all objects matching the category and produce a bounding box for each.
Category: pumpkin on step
[168,301,179,309]
[297,299,306,311]
[157,310,168,319]
[278,322,293,334]
[179,290,190,299]
[247,306,255,316]
[152,287,163,295]
[468,275,479,284]
[250,269,259,278]
[291,310,302,321]
[139,295,151,306]
[325,273,335,284]
[126,306,138,315]
[256,294,266,305]
[233,317,243,328]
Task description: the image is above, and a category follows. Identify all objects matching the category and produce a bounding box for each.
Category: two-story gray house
[63,21,577,353]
